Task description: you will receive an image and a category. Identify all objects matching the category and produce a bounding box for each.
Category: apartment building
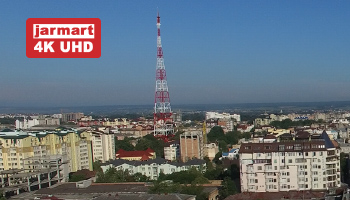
[164,143,180,161]
[0,129,93,172]
[61,113,84,122]
[206,112,241,122]
[180,131,203,162]
[101,158,206,180]
[15,118,39,129]
[240,131,341,192]
[80,130,115,163]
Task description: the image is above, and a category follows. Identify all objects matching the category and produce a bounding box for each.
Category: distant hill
[1,101,350,115]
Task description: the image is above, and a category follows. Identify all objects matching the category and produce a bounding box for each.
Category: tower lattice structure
[154,13,173,136]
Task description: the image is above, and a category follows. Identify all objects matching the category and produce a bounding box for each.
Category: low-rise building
[204,143,219,160]
[101,158,206,180]
[221,148,239,160]
[115,148,156,161]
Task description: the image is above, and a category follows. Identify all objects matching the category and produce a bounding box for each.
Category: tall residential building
[80,130,115,163]
[180,131,203,162]
[15,118,39,129]
[61,113,84,122]
[0,129,93,172]
[164,143,180,161]
[239,131,341,192]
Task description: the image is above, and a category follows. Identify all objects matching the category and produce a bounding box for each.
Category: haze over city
[1,1,350,107]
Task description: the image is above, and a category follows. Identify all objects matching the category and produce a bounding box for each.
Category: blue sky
[1,1,350,107]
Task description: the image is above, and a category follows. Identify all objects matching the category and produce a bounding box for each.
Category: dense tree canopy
[96,168,149,183]
[115,137,135,152]
[207,126,251,151]
[270,119,318,129]
[182,113,205,121]
[150,168,210,200]
[158,168,209,184]
[135,134,165,157]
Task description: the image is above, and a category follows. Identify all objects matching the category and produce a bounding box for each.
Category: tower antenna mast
[153,12,173,136]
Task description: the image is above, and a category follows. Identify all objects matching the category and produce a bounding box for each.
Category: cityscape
[2,1,350,200]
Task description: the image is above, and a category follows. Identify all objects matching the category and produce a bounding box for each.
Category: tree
[133,172,150,182]
[93,160,102,172]
[135,135,165,157]
[96,168,136,183]
[213,151,222,165]
[219,177,238,199]
[0,190,6,200]
[340,152,349,184]
[115,137,135,152]
[69,174,86,182]
[207,126,225,143]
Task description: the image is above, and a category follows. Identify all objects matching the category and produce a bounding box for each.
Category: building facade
[180,131,203,162]
[164,143,180,161]
[80,130,115,163]
[61,113,84,122]
[101,158,206,180]
[239,131,341,192]
[0,129,93,172]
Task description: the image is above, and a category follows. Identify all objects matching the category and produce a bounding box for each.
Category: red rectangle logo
[26,18,101,58]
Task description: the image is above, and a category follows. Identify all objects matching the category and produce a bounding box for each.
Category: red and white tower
[154,12,173,136]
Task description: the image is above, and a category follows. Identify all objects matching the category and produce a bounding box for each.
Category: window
[279,145,285,151]
[258,166,262,170]
[255,179,258,183]
[305,152,308,156]
[294,144,301,150]
[288,159,292,163]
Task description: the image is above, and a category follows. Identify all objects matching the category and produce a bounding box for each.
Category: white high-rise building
[205,112,240,122]
[239,131,341,192]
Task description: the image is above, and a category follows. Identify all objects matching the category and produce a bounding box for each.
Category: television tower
[154,12,173,136]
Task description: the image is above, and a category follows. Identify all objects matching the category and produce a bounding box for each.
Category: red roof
[116,149,125,154]
[263,134,276,139]
[145,148,155,153]
[140,154,149,161]
[116,149,154,159]
[237,125,248,129]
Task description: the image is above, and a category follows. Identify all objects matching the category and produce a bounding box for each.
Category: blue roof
[321,131,334,148]
[222,148,238,156]
[229,148,238,153]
